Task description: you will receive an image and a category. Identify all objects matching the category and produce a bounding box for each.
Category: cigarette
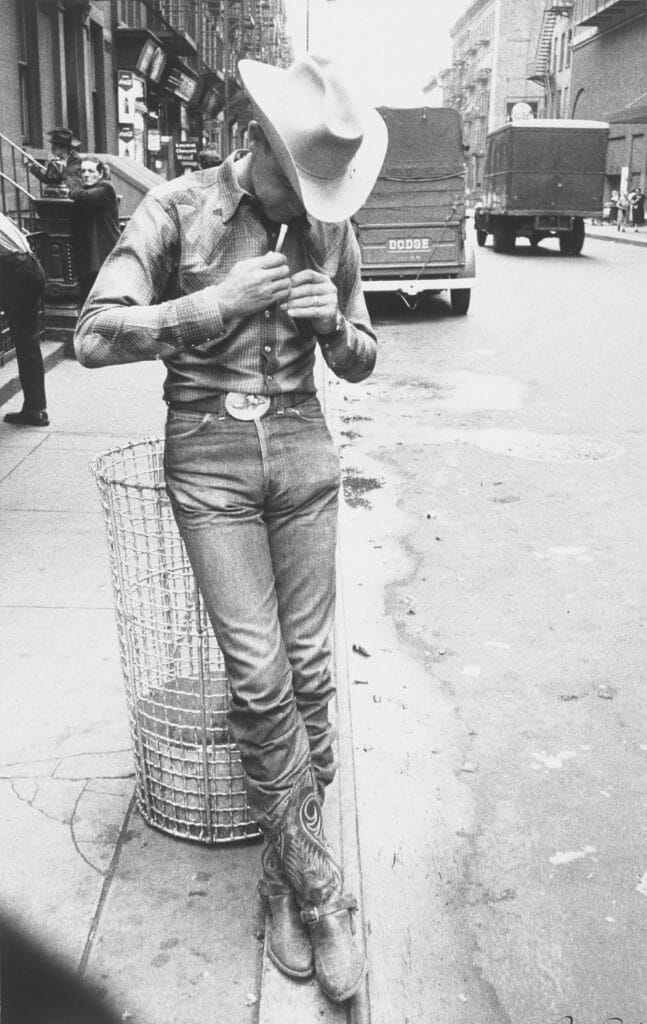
[274,223,288,253]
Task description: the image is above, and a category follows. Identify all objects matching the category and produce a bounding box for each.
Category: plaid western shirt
[74,153,377,404]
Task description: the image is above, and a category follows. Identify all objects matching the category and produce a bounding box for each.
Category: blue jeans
[163,395,341,832]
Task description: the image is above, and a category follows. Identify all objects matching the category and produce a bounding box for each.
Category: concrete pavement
[0,355,367,1024]
[586,219,647,246]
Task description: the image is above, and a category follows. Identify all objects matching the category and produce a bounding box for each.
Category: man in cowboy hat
[74,54,387,1003]
[26,127,82,192]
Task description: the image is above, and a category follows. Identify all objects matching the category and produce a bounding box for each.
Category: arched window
[571,88,585,119]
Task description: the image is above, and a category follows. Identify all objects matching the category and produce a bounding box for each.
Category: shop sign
[117,71,145,124]
[119,125,135,143]
[149,48,167,83]
[175,141,199,168]
[137,39,167,83]
[147,130,161,153]
[165,67,199,103]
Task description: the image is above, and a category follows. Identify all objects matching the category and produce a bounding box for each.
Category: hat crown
[278,56,363,181]
[47,126,80,148]
[238,53,388,221]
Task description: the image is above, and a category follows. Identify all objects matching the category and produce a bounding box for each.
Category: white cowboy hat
[238,54,388,223]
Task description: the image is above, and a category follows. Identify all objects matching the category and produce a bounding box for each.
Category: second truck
[474,118,609,255]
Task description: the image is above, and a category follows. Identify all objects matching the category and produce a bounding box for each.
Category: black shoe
[4,409,49,427]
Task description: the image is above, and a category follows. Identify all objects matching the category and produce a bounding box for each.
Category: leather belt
[170,390,314,421]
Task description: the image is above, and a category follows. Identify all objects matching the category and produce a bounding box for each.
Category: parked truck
[474,119,609,255]
[353,106,475,314]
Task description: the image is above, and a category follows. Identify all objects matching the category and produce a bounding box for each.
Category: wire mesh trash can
[91,438,260,845]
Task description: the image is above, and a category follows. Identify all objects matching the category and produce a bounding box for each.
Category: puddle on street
[342,473,384,509]
[415,372,527,411]
[467,429,625,463]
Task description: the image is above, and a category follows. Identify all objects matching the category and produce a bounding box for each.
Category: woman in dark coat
[67,156,120,302]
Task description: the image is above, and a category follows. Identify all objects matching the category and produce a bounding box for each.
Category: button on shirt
[74,153,377,403]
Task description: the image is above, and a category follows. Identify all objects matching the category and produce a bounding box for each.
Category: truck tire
[493,221,515,254]
[559,217,585,256]
[476,228,487,247]
[450,289,471,315]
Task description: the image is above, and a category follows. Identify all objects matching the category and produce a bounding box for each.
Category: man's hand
[218,252,291,321]
[280,269,338,335]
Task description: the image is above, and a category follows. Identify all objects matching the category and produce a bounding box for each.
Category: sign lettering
[387,238,431,251]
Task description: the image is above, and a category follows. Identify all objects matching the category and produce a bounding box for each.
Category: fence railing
[0,132,39,231]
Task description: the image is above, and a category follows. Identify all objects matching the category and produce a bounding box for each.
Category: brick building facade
[0,0,293,192]
[570,0,647,193]
[0,0,293,354]
[442,0,544,192]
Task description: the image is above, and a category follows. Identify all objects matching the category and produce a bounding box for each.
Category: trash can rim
[89,436,166,490]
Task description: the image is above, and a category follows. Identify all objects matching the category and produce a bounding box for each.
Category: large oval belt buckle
[224,392,271,421]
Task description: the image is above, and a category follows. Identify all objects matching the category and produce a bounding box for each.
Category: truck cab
[353,106,475,314]
[474,119,609,254]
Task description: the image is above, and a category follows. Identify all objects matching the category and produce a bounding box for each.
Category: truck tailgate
[356,177,465,274]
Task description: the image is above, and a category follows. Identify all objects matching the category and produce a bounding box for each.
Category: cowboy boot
[258,838,313,979]
[301,894,367,1003]
[272,766,367,1003]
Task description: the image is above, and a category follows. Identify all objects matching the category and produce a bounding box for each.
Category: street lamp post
[222,0,230,157]
[306,0,336,53]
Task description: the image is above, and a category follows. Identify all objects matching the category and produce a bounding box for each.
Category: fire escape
[527,1,574,114]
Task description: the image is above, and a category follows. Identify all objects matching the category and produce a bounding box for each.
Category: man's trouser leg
[3,255,46,412]
[165,399,366,999]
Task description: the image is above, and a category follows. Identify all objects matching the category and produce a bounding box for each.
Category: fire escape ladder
[534,7,558,80]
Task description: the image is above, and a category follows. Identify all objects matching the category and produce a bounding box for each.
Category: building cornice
[451,0,495,38]
[572,9,646,50]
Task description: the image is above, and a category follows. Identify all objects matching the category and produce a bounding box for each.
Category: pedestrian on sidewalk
[0,212,48,427]
[74,54,387,1004]
[608,189,619,224]
[196,145,222,170]
[24,127,82,196]
[616,190,629,232]
[67,156,121,303]
[629,185,645,230]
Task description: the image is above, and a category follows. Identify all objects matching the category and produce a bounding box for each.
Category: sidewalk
[0,355,366,1024]
[586,220,647,247]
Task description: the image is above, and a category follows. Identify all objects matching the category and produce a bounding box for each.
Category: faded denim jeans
[163,395,340,832]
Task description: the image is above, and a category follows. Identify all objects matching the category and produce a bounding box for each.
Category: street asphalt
[0,222,642,1024]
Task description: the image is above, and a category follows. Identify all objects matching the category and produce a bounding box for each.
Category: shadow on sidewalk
[1,917,121,1024]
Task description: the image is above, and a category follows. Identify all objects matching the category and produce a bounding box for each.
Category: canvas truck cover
[355,107,468,277]
[482,120,609,216]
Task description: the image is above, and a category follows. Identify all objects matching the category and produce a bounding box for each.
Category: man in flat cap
[26,128,82,194]
[74,54,387,1004]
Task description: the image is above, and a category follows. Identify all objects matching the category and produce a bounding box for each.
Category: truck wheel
[493,222,515,253]
[450,289,471,316]
[476,228,487,247]
[559,217,585,256]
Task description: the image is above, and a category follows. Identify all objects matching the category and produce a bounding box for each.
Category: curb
[587,229,647,249]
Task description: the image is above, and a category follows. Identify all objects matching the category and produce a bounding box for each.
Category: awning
[607,103,647,124]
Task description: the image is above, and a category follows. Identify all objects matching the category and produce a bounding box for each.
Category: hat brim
[239,60,387,223]
[47,131,81,148]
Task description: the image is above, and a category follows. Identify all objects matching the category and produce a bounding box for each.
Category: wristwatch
[317,309,345,338]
